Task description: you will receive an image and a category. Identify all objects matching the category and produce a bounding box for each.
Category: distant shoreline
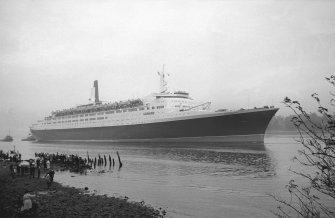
[265,130,299,135]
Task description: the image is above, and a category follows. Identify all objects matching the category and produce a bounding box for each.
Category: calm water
[1,134,306,218]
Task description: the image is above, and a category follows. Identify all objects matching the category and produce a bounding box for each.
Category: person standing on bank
[37,165,41,179]
[29,160,32,179]
[45,169,55,189]
[36,157,41,179]
[46,159,50,170]
[20,190,36,211]
[31,161,36,178]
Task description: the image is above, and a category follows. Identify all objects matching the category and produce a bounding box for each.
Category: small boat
[21,133,36,141]
[1,135,13,142]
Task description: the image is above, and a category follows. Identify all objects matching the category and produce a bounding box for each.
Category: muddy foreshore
[0,161,166,218]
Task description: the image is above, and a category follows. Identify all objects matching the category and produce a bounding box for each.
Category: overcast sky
[1,0,335,136]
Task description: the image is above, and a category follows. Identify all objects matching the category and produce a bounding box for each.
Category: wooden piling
[116,151,122,168]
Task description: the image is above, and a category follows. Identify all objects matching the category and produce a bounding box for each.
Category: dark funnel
[94,80,99,103]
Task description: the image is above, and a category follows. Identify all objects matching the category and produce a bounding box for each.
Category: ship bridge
[141,70,210,112]
[153,91,192,100]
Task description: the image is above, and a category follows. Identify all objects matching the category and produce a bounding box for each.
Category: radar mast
[158,65,169,93]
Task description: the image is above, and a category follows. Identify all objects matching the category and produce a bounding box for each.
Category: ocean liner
[30,71,278,142]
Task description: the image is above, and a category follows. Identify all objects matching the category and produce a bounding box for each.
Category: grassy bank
[0,161,166,218]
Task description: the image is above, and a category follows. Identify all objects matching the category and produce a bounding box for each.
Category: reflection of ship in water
[31,70,278,143]
[40,141,274,178]
[172,147,274,178]
[128,142,275,178]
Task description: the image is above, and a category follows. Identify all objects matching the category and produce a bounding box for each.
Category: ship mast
[158,65,168,93]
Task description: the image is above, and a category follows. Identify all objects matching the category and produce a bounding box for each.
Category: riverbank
[0,161,166,218]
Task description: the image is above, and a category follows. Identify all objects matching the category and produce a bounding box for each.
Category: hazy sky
[1,0,335,136]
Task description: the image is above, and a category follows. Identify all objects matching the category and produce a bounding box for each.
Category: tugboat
[1,135,13,142]
[21,133,36,141]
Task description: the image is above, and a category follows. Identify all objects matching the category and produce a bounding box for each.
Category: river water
[1,134,310,218]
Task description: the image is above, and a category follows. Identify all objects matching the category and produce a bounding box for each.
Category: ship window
[139,107,144,111]
[116,110,122,113]
[80,119,84,121]
[105,117,108,119]
[152,107,155,109]
[80,115,84,117]
[85,119,88,121]
[123,109,127,112]
[85,114,89,117]
[97,112,104,115]
[147,107,150,110]
[143,112,155,115]
[97,117,104,120]
[106,111,114,114]
[89,113,96,116]
[89,118,96,120]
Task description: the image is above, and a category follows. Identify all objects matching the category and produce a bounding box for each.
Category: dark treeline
[267,113,325,131]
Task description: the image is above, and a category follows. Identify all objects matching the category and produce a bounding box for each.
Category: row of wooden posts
[87,151,123,169]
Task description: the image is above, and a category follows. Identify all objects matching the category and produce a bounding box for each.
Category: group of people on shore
[1,149,122,186]
[1,149,55,214]
[35,151,122,172]
[35,152,89,172]
[0,149,21,162]
[1,149,124,215]
[1,149,55,185]
[52,98,143,117]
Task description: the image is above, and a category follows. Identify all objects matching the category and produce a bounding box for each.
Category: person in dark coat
[30,161,36,178]
[45,169,55,189]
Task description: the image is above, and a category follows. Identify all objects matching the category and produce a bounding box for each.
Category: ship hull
[30,108,278,143]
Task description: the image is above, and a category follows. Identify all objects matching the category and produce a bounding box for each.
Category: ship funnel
[94,80,99,103]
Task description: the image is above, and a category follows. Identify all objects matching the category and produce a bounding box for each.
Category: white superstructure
[31,71,211,131]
